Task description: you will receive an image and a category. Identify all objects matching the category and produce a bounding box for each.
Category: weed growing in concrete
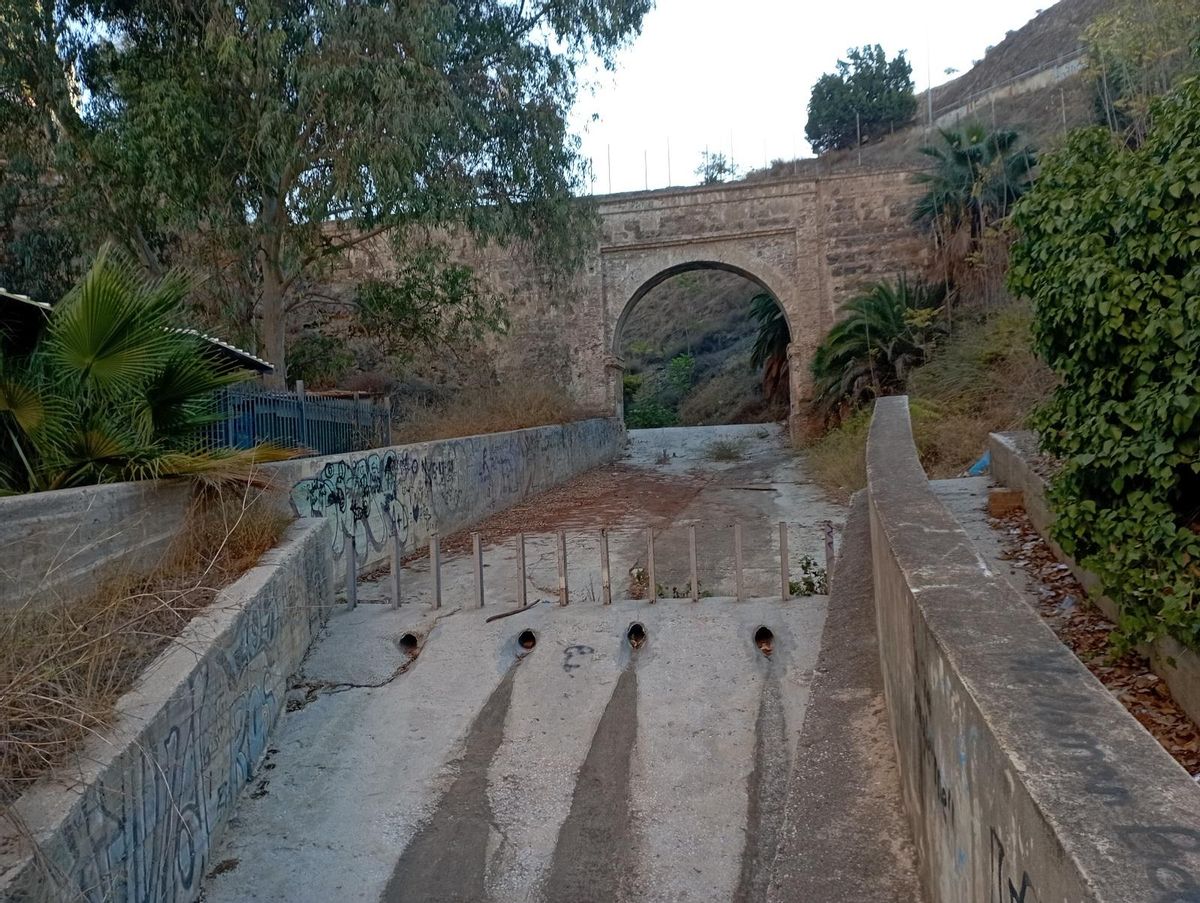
[706,439,748,462]
[789,555,829,596]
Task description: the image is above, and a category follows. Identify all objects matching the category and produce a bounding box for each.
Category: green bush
[1009,82,1200,649]
[625,400,677,429]
[286,330,354,389]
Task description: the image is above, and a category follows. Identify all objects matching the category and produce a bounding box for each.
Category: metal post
[295,379,310,450]
[734,523,744,602]
[646,528,657,604]
[472,532,484,609]
[516,532,527,608]
[856,111,862,166]
[600,528,612,605]
[557,530,569,606]
[779,522,790,601]
[430,533,442,610]
[688,524,698,602]
[823,521,836,587]
[390,530,403,609]
[345,531,358,609]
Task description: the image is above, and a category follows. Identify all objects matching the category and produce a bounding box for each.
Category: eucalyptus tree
[2,0,651,382]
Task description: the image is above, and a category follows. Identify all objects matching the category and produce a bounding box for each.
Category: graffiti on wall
[46,556,316,903]
[290,449,465,559]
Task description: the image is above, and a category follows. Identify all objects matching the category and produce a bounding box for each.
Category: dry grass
[806,303,1056,500]
[392,377,596,444]
[0,485,292,803]
[706,438,748,462]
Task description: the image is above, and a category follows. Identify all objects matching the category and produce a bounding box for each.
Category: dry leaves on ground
[993,510,1200,776]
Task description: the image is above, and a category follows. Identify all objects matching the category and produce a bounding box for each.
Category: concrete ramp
[200,424,921,902]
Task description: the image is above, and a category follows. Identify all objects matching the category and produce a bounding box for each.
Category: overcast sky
[569,0,1060,193]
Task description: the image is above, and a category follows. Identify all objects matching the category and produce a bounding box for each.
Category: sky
[569,0,1061,193]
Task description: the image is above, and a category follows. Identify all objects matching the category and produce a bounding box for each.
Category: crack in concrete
[287,607,463,707]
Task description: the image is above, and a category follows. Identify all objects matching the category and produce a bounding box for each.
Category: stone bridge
[487,167,929,429]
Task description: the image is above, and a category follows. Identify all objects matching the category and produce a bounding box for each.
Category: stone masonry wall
[332,168,929,425]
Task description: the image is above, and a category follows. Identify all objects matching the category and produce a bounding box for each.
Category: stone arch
[611,259,794,357]
[604,247,804,428]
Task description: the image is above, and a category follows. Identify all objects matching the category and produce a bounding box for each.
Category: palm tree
[912,124,1037,242]
[0,248,287,493]
[749,293,790,402]
[810,277,946,415]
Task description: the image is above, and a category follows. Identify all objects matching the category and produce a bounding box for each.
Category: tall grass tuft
[393,377,595,444]
[0,485,292,803]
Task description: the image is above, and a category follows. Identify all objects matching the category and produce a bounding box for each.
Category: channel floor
[200,425,922,902]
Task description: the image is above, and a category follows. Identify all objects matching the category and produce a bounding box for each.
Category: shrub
[286,330,354,388]
[706,439,747,462]
[625,399,677,429]
[1009,82,1200,648]
[810,276,946,416]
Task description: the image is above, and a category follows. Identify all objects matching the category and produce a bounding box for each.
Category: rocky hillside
[618,270,783,426]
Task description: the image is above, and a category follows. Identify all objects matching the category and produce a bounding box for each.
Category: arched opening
[614,262,792,428]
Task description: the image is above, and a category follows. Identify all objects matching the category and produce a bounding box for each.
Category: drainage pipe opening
[627,622,647,650]
[518,629,537,651]
[754,626,774,657]
[398,633,420,655]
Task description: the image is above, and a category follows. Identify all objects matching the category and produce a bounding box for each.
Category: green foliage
[1086,0,1200,142]
[789,556,828,596]
[622,373,644,408]
[810,277,946,414]
[695,151,740,184]
[0,83,78,304]
[286,331,354,390]
[912,124,1037,241]
[0,249,277,493]
[805,45,917,154]
[355,243,508,362]
[749,292,790,402]
[666,353,695,393]
[3,0,650,381]
[749,293,789,371]
[625,400,677,429]
[1009,82,1200,648]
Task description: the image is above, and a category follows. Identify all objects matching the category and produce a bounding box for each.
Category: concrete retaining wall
[277,416,626,585]
[868,397,1200,903]
[0,480,195,610]
[989,430,1200,737]
[0,418,625,608]
[0,518,334,903]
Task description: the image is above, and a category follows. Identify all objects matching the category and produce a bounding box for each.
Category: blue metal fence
[200,382,392,457]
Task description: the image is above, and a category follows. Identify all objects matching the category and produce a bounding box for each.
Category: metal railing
[200,380,391,457]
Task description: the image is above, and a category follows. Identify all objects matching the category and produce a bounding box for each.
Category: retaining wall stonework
[989,430,1200,736]
[0,518,334,903]
[0,418,625,608]
[868,397,1200,903]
